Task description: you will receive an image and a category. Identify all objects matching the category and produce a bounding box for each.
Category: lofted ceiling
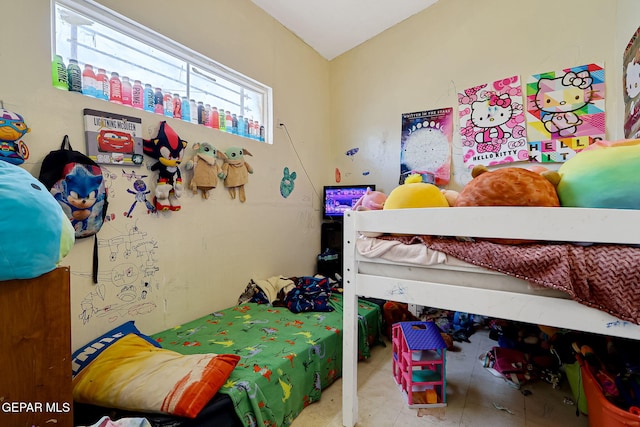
[251,0,439,60]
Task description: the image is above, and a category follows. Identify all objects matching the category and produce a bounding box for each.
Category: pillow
[72,321,161,378]
[73,334,240,418]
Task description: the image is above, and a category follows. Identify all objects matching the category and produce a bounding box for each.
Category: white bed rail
[341,207,640,427]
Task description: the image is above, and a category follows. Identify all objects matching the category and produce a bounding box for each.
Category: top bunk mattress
[356,234,640,325]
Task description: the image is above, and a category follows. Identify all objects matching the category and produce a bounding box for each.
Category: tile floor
[291,328,590,427]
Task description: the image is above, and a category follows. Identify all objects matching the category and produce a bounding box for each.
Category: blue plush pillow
[0,161,74,280]
[71,321,161,377]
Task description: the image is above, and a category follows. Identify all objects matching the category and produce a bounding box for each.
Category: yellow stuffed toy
[384,174,449,209]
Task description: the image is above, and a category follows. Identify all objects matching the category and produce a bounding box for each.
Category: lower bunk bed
[341,207,640,427]
[73,292,382,427]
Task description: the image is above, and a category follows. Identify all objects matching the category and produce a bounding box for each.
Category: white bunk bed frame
[342,206,640,427]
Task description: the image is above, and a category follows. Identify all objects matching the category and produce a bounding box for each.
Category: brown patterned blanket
[382,235,640,325]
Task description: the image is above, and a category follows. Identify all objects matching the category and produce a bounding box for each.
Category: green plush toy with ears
[217,147,253,202]
[185,142,220,200]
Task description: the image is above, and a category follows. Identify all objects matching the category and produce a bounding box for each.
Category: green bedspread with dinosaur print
[152,293,382,427]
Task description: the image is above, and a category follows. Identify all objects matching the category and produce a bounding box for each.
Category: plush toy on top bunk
[384,174,451,209]
[453,165,560,244]
[353,187,387,211]
[556,138,640,209]
[454,165,560,208]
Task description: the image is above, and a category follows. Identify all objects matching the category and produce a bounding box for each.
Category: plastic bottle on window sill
[181,96,190,122]
[84,65,98,98]
[131,80,144,109]
[197,101,204,124]
[82,64,98,98]
[247,119,253,138]
[225,111,233,133]
[243,117,250,137]
[219,108,226,132]
[121,76,132,106]
[153,88,164,114]
[66,59,82,93]
[163,92,173,117]
[210,107,220,130]
[237,115,244,136]
[52,55,68,91]
[96,69,110,100]
[109,72,122,103]
[143,84,154,112]
[189,99,198,124]
[259,125,265,142]
[204,104,211,127]
[231,114,238,134]
[172,94,182,119]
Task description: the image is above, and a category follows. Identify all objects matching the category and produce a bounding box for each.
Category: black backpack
[39,135,108,283]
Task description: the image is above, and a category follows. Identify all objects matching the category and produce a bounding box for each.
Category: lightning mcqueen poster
[84,108,143,165]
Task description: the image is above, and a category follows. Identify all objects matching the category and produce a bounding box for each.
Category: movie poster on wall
[624,27,640,139]
[458,75,528,169]
[400,107,453,185]
[525,63,605,163]
[84,108,143,165]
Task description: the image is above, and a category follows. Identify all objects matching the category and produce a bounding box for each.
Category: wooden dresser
[0,267,73,427]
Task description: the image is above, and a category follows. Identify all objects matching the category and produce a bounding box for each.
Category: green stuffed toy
[217,147,253,202]
[184,142,220,200]
[556,138,640,209]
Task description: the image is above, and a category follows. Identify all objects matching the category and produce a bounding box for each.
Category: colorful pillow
[71,321,161,378]
[73,334,240,418]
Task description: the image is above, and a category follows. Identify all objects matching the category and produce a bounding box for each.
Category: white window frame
[52,0,273,144]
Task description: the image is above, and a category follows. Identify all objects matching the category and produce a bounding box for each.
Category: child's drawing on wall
[526,63,605,163]
[624,27,640,139]
[458,75,528,169]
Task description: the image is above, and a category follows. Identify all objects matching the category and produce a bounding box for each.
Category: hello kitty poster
[458,75,528,169]
[624,27,640,139]
[526,63,605,163]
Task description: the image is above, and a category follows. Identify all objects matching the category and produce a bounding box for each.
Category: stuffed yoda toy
[184,142,220,199]
[217,146,253,202]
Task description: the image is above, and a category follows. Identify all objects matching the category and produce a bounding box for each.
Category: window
[52,0,272,143]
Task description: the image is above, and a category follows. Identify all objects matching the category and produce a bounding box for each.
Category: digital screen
[323,185,375,220]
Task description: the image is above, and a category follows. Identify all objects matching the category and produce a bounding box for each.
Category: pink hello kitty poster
[526,63,605,162]
[624,27,640,139]
[458,75,528,169]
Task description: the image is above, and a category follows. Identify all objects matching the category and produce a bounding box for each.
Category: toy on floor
[556,138,640,209]
[217,146,253,202]
[0,107,30,165]
[143,121,188,211]
[184,142,220,199]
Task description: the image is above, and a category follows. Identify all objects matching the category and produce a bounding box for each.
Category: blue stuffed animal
[0,162,74,280]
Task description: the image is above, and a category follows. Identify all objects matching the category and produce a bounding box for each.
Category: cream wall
[4,0,638,350]
[330,0,640,193]
[2,0,331,349]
